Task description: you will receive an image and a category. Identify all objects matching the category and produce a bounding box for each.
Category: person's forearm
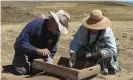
[15,42,38,57]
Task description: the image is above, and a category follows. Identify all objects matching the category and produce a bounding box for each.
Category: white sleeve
[100,27,117,58]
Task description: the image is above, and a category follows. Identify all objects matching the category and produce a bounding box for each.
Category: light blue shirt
[70,25,117,58]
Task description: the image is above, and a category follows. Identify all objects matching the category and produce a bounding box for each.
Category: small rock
[122,35,126,38]
[130,37,133,41]
[123,32,127,36]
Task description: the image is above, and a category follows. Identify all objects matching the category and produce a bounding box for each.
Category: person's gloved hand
[37,48,50,56]
[69,51,76,68]
[87,52,102,61]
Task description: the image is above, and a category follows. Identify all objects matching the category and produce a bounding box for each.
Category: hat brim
[49,11,68,34]
[82,15,111,30]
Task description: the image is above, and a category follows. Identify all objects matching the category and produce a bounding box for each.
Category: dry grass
[1,1,133,23]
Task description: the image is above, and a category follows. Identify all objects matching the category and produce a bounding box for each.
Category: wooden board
[32,59,79,80]
[32,57,100,80]
[78,65,100,79]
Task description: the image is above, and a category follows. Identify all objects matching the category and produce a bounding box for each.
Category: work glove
[69,51,76,68]
[37,48,50,57]
[87,52,102,61]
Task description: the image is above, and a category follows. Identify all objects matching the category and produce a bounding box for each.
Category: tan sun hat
[48,10,70,34]
[82,9,111,30]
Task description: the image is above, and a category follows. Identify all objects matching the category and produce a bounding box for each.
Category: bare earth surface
[1,1,133,80]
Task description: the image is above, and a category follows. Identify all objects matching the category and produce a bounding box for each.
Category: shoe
[101,68,108,75]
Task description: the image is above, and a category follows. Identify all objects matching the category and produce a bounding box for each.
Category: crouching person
[12,10,70,75]
[69,10,119,74]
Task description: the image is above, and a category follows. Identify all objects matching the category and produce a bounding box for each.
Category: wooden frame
[32,56,100,80]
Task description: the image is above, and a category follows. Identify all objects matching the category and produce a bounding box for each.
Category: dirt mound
[1,6,41,23]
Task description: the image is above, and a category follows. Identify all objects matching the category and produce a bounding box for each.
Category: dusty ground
[1,1,133,80]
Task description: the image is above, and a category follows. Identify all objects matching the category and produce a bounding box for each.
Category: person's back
[14,18,60,57]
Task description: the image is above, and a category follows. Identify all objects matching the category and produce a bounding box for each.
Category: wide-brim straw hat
[48,10,70,34]
[82,9,111,30]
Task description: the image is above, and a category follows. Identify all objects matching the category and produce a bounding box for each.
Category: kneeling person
[13,10,70,75]
[69,10,119,74]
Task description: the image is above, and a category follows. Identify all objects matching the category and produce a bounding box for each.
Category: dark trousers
[12,53,31,75]
[12,52,53,75]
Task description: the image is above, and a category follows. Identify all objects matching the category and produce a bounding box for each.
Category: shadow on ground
[25,71,65,80]
[2,65,66,80]
[2,65,15,74]
[25,71,97,80]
